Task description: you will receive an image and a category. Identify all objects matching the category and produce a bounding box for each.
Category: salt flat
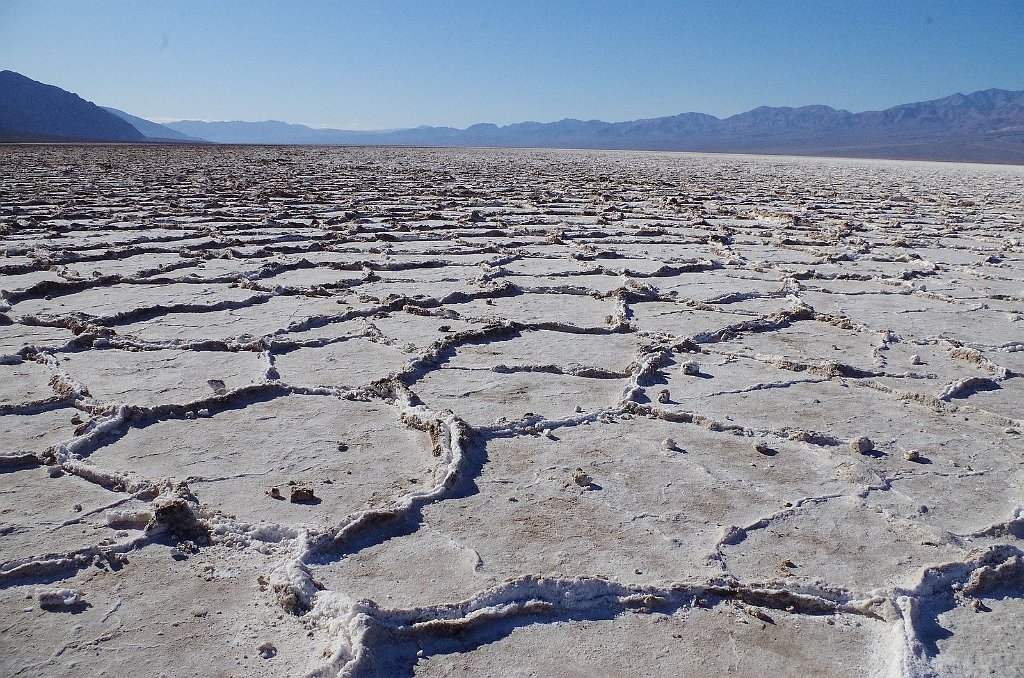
[0,145,1022,677]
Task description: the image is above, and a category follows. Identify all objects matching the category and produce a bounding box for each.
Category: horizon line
[137,84,1022,133]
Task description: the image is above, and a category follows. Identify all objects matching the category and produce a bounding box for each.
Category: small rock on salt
[36,588,82,609]
[573,468,593,488]
[850,436,874,454]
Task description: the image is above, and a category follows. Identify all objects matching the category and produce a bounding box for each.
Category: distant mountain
[3,69,1022,163]
[0,70,144,142]
[164,119,375,145]
[165,88,1024,163]
[101,107,206,142]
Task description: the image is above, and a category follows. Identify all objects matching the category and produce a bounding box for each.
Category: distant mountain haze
[162,88,1024,163]
[0,70,144,142]
[1,70,1022,163]
[161,119,370,145]
[101,107,206,142]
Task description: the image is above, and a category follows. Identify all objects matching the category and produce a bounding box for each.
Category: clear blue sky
[1,0,1022,129]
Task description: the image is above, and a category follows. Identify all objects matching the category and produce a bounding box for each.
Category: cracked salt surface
[1,145,1023,677]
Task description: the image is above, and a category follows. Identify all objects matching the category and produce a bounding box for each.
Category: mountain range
[2,69,1023,163]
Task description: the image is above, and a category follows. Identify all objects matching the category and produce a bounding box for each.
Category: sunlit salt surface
[1,145,1022,677]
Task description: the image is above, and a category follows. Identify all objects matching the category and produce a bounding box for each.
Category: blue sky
[1,0,1022,129]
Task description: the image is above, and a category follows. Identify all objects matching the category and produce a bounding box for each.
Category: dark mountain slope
[0,70,144,142]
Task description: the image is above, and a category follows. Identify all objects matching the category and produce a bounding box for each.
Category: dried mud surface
[1,145,1022,677]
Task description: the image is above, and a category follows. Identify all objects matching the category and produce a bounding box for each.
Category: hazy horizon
[2,0,1023,130]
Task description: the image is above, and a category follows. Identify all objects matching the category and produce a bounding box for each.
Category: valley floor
[1,145,1022,677]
